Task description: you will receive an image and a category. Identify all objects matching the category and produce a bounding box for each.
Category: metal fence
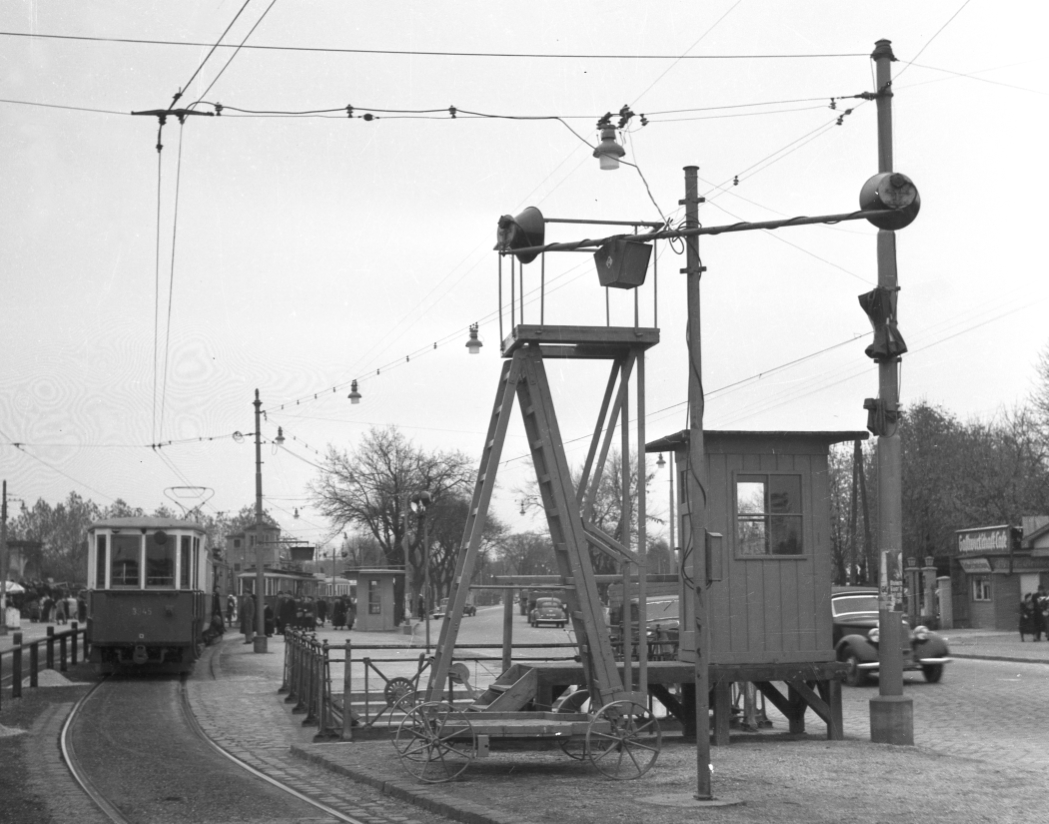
[277,628,583,742]
[0,623,86,711]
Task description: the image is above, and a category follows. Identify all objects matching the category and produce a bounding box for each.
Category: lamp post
[410,491,432,654]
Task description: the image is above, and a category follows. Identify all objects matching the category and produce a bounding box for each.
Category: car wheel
[921,664,943,683]
[842,651,868,687]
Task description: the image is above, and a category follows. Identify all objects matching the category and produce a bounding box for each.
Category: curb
[290,744,538,824]
[948,652,1049,666]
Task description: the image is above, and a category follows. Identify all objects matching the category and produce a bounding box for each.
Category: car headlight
[868,627,880,643]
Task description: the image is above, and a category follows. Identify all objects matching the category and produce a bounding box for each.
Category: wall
[677,433,837,666]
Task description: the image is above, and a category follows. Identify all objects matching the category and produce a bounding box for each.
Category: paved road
[837,657,1049,769]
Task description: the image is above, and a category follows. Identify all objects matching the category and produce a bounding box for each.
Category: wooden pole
[684,165,713,800]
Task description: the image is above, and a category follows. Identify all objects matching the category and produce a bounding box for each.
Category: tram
[86,517,212,673]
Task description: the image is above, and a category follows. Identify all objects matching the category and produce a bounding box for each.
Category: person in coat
[279,592,297,635]
[1020,593,1036,641]
[263,603,275,637]
[240,593,256,642]
[332,597,347,630]
[317,597,328,626]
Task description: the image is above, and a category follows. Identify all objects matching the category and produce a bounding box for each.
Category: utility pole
[254,389,267,654]
[683,166,713,800]
[869,38,914,745]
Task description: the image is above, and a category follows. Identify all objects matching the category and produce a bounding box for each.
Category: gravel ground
[297,732,1046,824]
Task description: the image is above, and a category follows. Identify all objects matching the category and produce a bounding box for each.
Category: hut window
[735,474,803,556]
[368,579,382,614]
[971,577,991,601]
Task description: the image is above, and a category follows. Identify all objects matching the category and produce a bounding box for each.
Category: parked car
[529,597,567,628]
[608,596,680,660]
[832,586,952,687]
[432,597,477,619]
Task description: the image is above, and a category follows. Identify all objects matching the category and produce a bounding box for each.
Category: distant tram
[86,517,212,673]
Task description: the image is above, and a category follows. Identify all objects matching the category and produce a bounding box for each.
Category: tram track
[58,670,379,824]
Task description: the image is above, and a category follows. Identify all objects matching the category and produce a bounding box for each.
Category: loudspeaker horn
[494,206,545,264]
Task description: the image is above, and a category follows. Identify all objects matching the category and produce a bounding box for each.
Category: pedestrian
[55,594,67,624]
[227,593,238,627]
[66,593,79,623]
[346,598,356,631]
[1033,590,1047,642]
[279,592,296,635]
[317,597,328,626]
[263,602,275,637]
[1020,593,1036,642]
[77,592,87,623]
[332,597,347,630]
[28,598,40,623]
[240,593,255,642]
[40,593,53,624]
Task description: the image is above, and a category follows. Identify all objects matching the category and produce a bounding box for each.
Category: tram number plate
[129,607,153,616]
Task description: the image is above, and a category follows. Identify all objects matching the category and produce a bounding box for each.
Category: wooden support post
[11,632,22,698]
[502,587,514,673]
[712,682,732,745]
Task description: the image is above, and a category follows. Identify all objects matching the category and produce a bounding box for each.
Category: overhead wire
[188,0,281,109]
[158,122,187,440]
[0,30,870,61]
[172,0,254,108]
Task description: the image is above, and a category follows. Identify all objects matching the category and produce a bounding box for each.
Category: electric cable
[173,0,253,109]
[0,30,870,60]
[188,0,281,109]
[158,122,187,441]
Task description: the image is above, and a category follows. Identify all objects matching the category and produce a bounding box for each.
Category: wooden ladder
[425,345,631,710]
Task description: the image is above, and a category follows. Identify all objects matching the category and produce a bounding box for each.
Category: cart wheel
[394,702,475,783]
[387,689,423,729]
[586,700,661,780]
[384,676,417,707]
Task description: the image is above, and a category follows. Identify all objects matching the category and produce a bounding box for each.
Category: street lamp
[348,380,362,404]
[465,323,483,354]
[593,126,625,171]
[410,491,432,654]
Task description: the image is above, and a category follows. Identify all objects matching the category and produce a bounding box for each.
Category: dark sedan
[833,586,952,686]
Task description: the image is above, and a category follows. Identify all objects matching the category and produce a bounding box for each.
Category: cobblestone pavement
[837,657,1049,769]
[187,635,453,824]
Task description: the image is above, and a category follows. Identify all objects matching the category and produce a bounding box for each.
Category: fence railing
[0,624,87,711]
[277,628,581,743]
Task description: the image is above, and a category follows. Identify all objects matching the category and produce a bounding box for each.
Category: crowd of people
[1019,587,1049,641]
[226,591,357,639]
[4,583,86,625]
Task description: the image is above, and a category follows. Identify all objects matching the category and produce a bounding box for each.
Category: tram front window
[111,535,141,588]
[146,532,175,587]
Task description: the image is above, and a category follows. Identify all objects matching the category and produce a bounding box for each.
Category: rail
[276,628,585,742]
[0,623,87,711]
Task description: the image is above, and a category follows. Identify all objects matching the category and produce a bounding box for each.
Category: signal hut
[645,428,868,742]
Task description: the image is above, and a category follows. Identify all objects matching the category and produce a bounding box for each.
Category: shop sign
[957,526,1011,555]
[959,557,992,574]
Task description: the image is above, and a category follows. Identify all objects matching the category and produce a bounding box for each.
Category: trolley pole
[254,389,268,654]
[683,166,713,800]
[869,38,913,744]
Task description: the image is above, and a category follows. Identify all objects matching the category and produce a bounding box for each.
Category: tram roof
[90,516,206,532]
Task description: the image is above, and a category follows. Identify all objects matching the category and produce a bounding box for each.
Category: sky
[2,1,1047,555]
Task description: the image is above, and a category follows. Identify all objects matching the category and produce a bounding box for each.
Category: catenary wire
[0,31,869,60]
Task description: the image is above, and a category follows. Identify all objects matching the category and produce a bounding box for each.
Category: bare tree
[309,426,473,621]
